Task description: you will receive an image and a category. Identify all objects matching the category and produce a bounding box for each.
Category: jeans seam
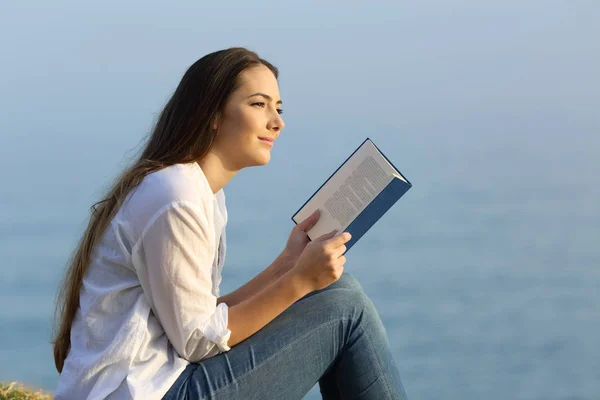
[206,319,349,398]
[359,324,394,399]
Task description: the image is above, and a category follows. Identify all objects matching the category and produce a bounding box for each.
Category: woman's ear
[211,113,220,132]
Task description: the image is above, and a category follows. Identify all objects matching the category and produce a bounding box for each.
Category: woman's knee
[316,272,364,294]
[335,272,364,292]
[292,281,387,341]
[319,284,379,323]
[299,272,364,302]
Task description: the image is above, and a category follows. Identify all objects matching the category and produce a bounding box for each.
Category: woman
[53,47,408,400]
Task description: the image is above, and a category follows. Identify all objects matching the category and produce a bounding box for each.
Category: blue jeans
[163,273,408,399]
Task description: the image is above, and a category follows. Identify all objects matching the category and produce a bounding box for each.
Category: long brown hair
[52,47,278,372]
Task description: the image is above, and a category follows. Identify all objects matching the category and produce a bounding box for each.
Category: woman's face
[212,65,285,170]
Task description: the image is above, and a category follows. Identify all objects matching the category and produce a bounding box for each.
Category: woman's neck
[196,152,238,194]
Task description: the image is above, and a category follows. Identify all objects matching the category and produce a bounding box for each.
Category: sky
[0,0,597,190]
[1,0,598,231]
[1,1,598,145]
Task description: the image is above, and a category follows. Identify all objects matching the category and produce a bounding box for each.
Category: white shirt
[55,162,231,400]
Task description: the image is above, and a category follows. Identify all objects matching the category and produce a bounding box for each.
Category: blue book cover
[291,138,412,252]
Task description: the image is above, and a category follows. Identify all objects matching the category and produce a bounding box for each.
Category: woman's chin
[242,155,270,168]
[239,146,272,168]
[256,155,271,166]
[254,149,271,166]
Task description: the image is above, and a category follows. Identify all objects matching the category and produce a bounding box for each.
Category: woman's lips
[258,137,274,146]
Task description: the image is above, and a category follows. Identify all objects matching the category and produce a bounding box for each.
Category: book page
[293,140,398,240]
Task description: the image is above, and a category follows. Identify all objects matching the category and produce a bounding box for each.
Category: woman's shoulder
[145,162,203,196]
[120,163,211,228]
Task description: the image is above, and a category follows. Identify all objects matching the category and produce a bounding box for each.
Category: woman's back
[55,162,227,400]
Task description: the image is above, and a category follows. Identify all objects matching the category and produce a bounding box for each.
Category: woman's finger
[297,209,321,232]
[333,244,347,258]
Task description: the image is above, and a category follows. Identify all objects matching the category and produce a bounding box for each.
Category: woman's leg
[163,273,407,400]
[303,273,369,399]
[309,274,405,400]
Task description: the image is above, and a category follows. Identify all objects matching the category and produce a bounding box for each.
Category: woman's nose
[268,113,285,132]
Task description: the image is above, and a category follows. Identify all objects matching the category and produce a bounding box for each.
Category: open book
[291,138,412,252]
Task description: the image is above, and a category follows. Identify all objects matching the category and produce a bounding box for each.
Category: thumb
[297,209,320,232]
[316,229,338,242]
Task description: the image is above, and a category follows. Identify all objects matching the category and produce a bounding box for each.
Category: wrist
[281,269,310,300]
[274,250,297,276]
[279,248,295,263]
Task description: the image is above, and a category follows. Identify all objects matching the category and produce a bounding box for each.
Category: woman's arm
[135,202,233,362]
[218,209,323,307]
[226,270,307,346]
[217,251,295,307]
[135,200,345,360]
[226,230,349,347]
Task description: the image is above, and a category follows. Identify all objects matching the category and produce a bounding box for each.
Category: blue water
[1,115,598,399]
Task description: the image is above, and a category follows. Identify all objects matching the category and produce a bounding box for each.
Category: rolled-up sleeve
[132,200,231,362]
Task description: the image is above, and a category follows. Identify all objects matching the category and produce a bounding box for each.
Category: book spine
[343,177,412,252]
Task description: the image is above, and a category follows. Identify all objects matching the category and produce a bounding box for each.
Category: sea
[1,116,598,399]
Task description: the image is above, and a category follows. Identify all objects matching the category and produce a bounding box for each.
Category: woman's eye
[251,102,282,114]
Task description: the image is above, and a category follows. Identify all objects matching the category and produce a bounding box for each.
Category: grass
[0,382,52,400]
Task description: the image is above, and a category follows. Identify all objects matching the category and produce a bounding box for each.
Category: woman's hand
[289,229,351,293]
[282,209,321,265]
[219,210,323,307]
